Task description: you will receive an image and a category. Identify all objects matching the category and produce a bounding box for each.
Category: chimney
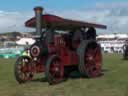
[34,6,43,37]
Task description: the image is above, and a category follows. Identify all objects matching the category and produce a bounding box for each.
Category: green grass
[0,54,128,96]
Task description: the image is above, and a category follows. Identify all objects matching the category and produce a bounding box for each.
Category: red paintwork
[54,35,79,66]
[60,48,78,66]
[25,14,107,30]
[34,35,79,74]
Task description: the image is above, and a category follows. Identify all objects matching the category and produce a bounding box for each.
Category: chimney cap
[34,6,44,12]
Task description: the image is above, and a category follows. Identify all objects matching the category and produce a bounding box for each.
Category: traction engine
[14,7,107,85]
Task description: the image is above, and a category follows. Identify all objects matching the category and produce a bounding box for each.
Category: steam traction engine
[14,7,107,85]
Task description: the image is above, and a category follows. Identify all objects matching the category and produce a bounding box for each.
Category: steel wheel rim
[85,44,102,77]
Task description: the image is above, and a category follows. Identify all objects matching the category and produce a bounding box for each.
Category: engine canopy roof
[25,14,107,31]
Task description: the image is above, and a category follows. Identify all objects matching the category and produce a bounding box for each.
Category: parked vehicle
[123,40,128,59]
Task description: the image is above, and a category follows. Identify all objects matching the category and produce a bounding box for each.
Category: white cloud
[0,11,33,33]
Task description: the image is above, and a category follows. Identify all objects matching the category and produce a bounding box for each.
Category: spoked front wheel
[14,56,33,83]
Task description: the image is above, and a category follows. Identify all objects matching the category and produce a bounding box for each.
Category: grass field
[0,54,128,96]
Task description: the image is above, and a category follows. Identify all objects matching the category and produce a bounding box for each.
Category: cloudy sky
[0,0,128,34]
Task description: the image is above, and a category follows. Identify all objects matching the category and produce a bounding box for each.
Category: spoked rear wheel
[14,56,33,83]
[78,40,102,78]
[45,55,64,85]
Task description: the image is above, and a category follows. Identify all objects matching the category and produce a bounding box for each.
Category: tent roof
[16,38,35,45]
[97,34,128,39]
[25,14,107,30]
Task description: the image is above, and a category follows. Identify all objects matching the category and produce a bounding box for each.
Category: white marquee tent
[16,38,35,45]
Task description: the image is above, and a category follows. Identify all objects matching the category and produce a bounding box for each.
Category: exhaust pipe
[34,6,43,37]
